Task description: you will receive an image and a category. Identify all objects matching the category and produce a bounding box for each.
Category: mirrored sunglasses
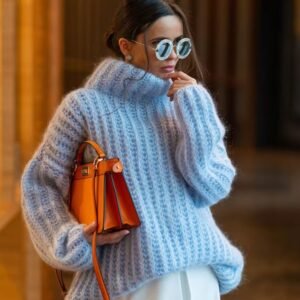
[155,38,192,61]
[132,37,192,61]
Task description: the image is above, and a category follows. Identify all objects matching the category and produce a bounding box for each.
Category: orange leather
[56,140,141,300]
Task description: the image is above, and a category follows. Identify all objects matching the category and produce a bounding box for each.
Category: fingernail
[125,230,130,235]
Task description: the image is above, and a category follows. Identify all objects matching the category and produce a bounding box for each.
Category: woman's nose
[168,47,178,60]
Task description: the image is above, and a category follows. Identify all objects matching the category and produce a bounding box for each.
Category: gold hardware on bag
[93,157,104,169]
[81,166,89,176]
[112,162,123,173]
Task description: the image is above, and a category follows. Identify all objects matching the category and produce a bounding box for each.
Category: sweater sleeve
[172,84,236,207]
[20,89,93,272]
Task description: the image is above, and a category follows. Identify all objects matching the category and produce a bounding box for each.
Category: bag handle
[75,140,106,165]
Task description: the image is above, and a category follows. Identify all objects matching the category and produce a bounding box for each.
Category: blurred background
[0,0,299,299]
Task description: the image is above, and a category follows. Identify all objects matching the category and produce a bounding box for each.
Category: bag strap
[55,269,68,297]
[75,140,106,165]
[92,165,110,299]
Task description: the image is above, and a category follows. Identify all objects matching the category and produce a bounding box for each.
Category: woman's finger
[97,230,130,245]
[167,87,181,98]
[169,79,191,85]
[83,221,97,235]
[167,83,193,97]
[167,71,194,81]
[170,82,192,89]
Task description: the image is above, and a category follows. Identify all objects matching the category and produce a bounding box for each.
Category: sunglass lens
[177,38,192,59]
[156,39,173,61]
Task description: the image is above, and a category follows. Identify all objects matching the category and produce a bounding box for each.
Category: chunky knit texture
[21,57,244,299]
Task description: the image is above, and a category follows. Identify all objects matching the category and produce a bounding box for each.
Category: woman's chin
[149,68,174,80]
[156,71,173,80]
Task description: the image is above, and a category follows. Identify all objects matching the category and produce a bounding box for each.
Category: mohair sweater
[21,57,244,299]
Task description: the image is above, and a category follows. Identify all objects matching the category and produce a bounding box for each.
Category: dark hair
[105,0,203,82]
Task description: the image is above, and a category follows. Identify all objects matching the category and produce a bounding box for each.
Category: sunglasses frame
[155,38,192,61]
[131,37,192,61]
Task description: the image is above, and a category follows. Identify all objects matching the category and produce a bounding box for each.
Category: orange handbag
[56,140,141,300]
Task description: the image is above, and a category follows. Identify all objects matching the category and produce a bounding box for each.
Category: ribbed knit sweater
[21,57,244,299]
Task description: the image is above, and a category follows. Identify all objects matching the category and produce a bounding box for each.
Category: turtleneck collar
[83,57,172,101]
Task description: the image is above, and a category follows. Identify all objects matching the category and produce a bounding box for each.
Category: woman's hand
[83,221,130,245]
[166,71,197,99]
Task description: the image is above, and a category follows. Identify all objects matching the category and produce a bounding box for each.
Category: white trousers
[114,265,220,300]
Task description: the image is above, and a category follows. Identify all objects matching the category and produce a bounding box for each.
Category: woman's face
[130,15,184,79]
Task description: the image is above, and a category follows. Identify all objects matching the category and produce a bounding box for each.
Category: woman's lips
[161,66,175,73]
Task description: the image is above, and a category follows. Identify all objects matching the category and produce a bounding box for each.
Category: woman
[21,0,244,299]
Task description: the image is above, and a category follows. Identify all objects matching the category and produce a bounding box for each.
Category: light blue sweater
[21,57,244,299]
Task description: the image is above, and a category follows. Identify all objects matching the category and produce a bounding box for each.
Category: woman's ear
[118,38,133,58]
